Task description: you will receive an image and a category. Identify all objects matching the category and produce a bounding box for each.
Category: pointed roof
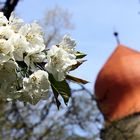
[95,44,140,122]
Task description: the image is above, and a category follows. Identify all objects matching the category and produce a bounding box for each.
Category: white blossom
[0,12,24,32]
[45,45,77,81]
[0,12,8,26]
[0,60,19,100]
[0,13,26,62]
[24,52,46,69]
[30,52,46,63]
[18,22,45,67]
[12,33,28,61]
[0,12,84,104]
[19,22,45,53]
[21,70,50,104]
[59,35,76,54]
[9,12,24,32]
[0,26,15,63]
[0,53,10,64]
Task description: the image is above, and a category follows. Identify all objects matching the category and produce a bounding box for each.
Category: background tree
[0,85,101,140]
[43,5,74,48]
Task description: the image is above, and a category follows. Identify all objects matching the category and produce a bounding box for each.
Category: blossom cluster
[0,12,86,105]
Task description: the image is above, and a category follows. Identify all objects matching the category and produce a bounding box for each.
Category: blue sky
[16,0,140,90]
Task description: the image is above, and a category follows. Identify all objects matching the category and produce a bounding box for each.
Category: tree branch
[1,0,20,19]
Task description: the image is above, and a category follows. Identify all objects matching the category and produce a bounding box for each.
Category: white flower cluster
[45,35,77,81]
[0,13,82,104]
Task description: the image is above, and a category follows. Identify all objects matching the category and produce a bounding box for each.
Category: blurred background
[0,0,140,140]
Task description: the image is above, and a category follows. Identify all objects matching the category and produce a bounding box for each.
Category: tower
[95,45,140,139]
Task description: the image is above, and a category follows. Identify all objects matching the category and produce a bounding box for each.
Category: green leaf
[49,74,71,107]
[70,60,86,71]
[51,85,61,109]
[75,51,87,59]
[66,75,89,84]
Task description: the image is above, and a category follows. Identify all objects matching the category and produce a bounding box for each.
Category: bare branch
[1,0,20,19]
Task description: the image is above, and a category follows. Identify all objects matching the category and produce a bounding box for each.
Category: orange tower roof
[95,44,140,122]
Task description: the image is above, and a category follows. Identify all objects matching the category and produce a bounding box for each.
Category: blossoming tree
[0,12,87,108]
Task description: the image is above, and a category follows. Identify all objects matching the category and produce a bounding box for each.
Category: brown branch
[1,0,20,19]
